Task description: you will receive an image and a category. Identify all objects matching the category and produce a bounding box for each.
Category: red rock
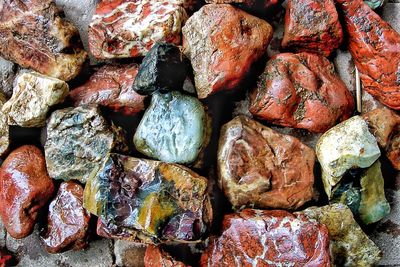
[182,4,273,99]
[41,181,90,254]
[336,0,400,110]
[204,0,280,16]
[144,245,187,267]
[249,52,355,133]
[0,145,54,239]
[281,0,343,57]
[0,249,12,267]
[69,64,146,115]
[200,209,330,267]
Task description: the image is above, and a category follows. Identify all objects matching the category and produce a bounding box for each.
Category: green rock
[364,0,387,9]
[332,182,361,215]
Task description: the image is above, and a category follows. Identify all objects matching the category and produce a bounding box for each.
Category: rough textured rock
[336,0,400,110]
[69,64,146,115]
[0,96,8,158]
[145,245,187,267]
[0,0,87,81]
[200,209,330,267]
[0,145,54,239]
[0,58,17,98]
[249,52,354,133]
[41,181,90,254]
[134,92,210,165]
[182,4,273,99]
[88,0,188,59]
[114,241,146,267]
[44,105,128,184]
[84,154,212,244]
[204,0,280,16]
[365,0,388,9]
[218,116,315,210]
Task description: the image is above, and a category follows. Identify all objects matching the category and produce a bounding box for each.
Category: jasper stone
[249,52,354,133]
[41,181,90,254]
[88,0,188,59]
[69,64,146,115]
[0,96,8,157]
[200,209,330,267]
[218,116,315,210]
[204,0,280,16]
[144,245,187,267]
[182,4,273,99]
[0,145,54,239]
[2,72,69,127]
[84,154,212,244]
[134,92,210,165]
[44,105,128,184]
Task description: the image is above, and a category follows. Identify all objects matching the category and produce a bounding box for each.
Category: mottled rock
[249,52,354,133]
[365,0,387,9]
[204,0,280,16]
[182,4,273,99]
[218,116,315,210]
[0,145,54,239]
[145,245,187,267]
[0,97,8,157]
[0,58,17,98]
[114,240,146,267]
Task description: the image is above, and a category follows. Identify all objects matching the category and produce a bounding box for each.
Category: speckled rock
[114,241,146,267]
[145,245,187,267]
[204,0,280,16]
[0,96,8,158]
[0,58,17,98]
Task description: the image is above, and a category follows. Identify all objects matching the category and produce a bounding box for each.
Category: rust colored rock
[336,0,400,110]
[218,116,315,210]
[249,52,355,133]
[182,4,273,99]
[144,245,187,267]
[41,181,90,254]
[204,0,280,16]
[200,209,330,267]
[281,0,343,57]
[69,65,146,115]
[0,145,54,239]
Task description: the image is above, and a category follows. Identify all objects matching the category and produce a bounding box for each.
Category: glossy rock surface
[218,116,315,210]
[0,145,54,239]
[249,52,354,133]
[182,4,273,99]
[144,245,187,267]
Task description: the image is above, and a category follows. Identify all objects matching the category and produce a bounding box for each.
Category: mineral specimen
[88,0,188,59]
[204,0,280,16]
[134,92,210,165]
[69,65,146,115]
[144,245,187,267]
[41,181,91,254]
[182,4,273,99]
[84,154,212,244]
[249,52,354,133]
[45,105,128,184]
[218,116,315,210]
[364,0,387,9]
[0,145,54,239]
[200,209,330,267]
[0,0,87,81]
[0,95,8,157]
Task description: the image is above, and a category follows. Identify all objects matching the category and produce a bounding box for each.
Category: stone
[0,249,13,267]
[84,154,212,244]
[69,64,146,115]
[0,58,17,98]
[249,52,355,133]
[114,240,146,267]
[2,72,69,128]
[144,245,187,267]
[0,0,87,81]
[0,145,54,239]
[281,0,343,57]
[41,181,91,254]
[88,0,188,59]
[365,0,388,9]
[133,42,190,95]
[204,0,280,17]
[182,4,273,99]
[200,209,330,267]
[0,97,8,158]
[218,116,315,210]
[134,91,210,165]
[44,105,128,184]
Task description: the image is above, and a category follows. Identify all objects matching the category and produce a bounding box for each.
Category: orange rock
[144,245,188,267]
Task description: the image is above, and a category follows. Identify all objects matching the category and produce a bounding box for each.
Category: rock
[1,72,69,127]
[0,249,13,267]
[316,116,381,198]
[0,58,17,98]
[0,0,87,81]
[44,105,128,184]
[182,4,273,99]
[134,91,210,165]
[217,116,315,210]
[281,0,343,57]
[69,64,146,115]
[297,204,382,266]
[364,0,387,9]
[204,0,281,17]
[0,145,54,239]
[145,245,187,267]
[200,209,330,267]
[133,42,190,95]
[88,0,188,59]
[249,52,355,133]
[84,154,212,244]
[114,240,146,267]
[41,181,90,254]
[0,98,8,158]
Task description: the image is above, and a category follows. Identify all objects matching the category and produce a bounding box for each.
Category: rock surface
[114,241,146,267]
[204,0,280,16]
[0,96,8,157]
[145,245,187,267]
[365,0,388,9]
[0,58,17,98]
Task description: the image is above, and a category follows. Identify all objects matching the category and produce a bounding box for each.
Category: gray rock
[0,218,5,248]
[0,103,9,157]
[0,57,17,99]
[114,240,146,267]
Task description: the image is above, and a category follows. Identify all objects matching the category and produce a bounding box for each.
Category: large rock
[144,245,187,267]
[218,116,315,210]
[182,4,273,99]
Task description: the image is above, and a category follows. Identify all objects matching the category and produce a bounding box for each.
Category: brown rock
[218,116,315,210]
[145,245,187,267]
[182,4,273,99]
[0,145,54,239]
[249,52,355,133]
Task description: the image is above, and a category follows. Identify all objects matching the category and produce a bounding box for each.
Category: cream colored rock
[0,93,8,157]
